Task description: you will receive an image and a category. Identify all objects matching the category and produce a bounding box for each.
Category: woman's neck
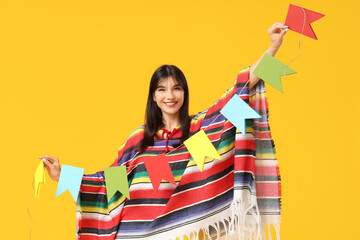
[162,114,180,132]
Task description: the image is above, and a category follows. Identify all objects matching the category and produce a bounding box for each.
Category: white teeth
[165,102,176,105]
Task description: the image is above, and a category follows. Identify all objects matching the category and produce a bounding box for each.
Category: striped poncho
[76,66,281,240]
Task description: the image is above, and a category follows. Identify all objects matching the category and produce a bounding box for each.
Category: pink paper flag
[144,153,176,192]
[285,4,325,40]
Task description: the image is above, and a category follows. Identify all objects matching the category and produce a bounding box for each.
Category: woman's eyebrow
[157,84,181,88]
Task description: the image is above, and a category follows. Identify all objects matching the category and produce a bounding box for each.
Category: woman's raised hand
[268,22,289,51]
[249,22,289,89]
[38,155,61,182]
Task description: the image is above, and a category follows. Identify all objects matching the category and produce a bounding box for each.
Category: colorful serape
[76,66,281,239]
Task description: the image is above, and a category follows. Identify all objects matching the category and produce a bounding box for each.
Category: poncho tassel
[169,195,277,240]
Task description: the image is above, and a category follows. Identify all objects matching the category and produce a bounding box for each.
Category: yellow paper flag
[34,160,46,199]
[184,130,222,171]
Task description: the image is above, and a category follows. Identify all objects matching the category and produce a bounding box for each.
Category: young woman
[40,22,288,240]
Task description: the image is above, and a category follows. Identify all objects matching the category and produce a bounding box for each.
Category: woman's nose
[166,90,175,99]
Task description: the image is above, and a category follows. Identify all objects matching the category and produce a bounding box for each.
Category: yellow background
[1,0,359,239]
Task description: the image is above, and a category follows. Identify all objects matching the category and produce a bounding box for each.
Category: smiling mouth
[164,102,177,106]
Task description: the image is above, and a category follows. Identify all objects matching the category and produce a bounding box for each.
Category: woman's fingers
[267,22,289,50]
[39,155,60,171]
[45,155,56,163]
[274,21,285,27]
[269,25,289,36]
[270,22,283,30]
[38,155,61,182]
[271,24,288,32]
[39,156,52,163]
[42,157,51,166]
[39,155,59,164]
[43,163,50,172]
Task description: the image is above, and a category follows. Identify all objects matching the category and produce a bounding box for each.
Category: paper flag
[253,53,296,92]
[184,130,222,171]
[34,160,46,199]
[144,153,176,192]
[220,95,261,135]
[104,166,130,202]
[56,164,84,202]
[285,4,325,40]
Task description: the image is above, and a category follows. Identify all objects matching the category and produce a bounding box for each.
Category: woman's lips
[164,102,177,106]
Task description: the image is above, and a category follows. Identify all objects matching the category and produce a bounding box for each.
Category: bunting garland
[30,4,324,219]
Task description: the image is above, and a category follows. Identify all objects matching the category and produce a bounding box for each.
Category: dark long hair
[138,65,192,152]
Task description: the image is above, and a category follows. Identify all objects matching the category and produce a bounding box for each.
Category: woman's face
[153,76,184,119]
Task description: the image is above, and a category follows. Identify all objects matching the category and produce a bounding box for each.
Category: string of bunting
[31,3,324,207]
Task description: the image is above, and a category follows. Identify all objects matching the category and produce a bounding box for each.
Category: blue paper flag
[56,164,84,202]
[220,95,261,134]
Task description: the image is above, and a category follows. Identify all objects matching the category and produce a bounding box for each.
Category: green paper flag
[104,166,130,202]
[253,53,296,92]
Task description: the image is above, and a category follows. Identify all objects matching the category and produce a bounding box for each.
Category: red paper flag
[144,153,176,192]
[285,4,325,40]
